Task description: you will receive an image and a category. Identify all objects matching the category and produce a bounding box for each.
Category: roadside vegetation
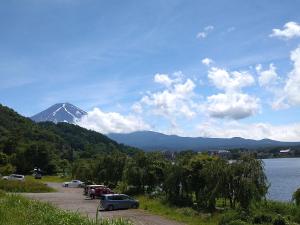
[0,193,132,225]
[138,195,300,225]
[0,179,55,193]
[25,175,70,183]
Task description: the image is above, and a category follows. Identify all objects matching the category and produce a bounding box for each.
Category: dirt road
[22,183,184,225]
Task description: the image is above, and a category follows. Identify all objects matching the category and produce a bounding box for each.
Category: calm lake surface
[263,158,300,202]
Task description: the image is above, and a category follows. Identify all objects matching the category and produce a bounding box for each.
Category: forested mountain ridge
[0,104,139,175]
[109,130,300,151]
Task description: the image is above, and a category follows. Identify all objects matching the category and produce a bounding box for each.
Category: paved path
[22,183,185,225]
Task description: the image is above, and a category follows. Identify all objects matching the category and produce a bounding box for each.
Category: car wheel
[131,203,138,209]
[65,184,68,187]
[107,205,114,211]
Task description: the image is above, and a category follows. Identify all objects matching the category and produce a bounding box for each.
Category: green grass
[0,193,133,225]
[0,179,55,193]
[137,196,300,225]
[25,175,71,183]
[136,195,220,225]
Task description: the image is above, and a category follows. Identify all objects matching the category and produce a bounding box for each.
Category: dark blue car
[99,194,139,211]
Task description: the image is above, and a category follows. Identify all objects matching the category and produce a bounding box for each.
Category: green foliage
[0,104,140,175]
[273,215,286,225]
[0,180,55,193]
[0,194,133,225]
[252,213,272,224]
[293,188,300,206]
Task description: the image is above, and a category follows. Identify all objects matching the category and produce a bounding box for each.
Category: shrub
[0,189,6,198]
[293,188,300,206]
[219,210,240,225]
[228,220,249,225]
[252,213,273,224]
[175,207,199,217]
[273,215,286,225]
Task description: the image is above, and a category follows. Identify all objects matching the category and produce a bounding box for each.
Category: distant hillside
[108,131,300,151]
[31,103,87,123]
[0,103,139,174]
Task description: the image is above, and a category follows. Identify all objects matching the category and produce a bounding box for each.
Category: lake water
[263,158,300,202]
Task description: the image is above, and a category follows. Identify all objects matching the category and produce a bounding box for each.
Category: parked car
[84,184,104,195]
[2,174,25,181]
[89,186,114,199]
[34,173,42,179]
[63,180,84,188]
[99,194,139,211]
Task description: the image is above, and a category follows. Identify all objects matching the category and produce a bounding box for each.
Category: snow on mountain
[31,103,87,124]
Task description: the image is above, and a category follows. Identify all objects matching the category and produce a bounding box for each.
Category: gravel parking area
[22,182,185,225]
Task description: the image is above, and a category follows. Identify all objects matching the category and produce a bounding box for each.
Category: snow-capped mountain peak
[31,103,87,124]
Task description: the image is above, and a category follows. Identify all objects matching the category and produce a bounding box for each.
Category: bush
[219,210,240,225]
[293,188,300,206]
[0,189,6,198]
[228,220,249,225]
[252,213,273,224]
[273,215,286,225]
[175,207,199,217]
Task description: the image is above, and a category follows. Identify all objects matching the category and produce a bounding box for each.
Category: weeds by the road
[0,179,55,193]
[25,175,71,183]
[0,193,133,225]
[137,195,220,225]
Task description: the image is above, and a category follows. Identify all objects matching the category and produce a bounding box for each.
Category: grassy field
[0,179,55,193]
[25,175,71,183]
[137,195,300,225]
[0,192,132,225]
[137,195,220,225]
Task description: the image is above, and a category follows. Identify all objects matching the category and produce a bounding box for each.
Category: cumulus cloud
[197,120,300,142]
[202,57,213,66]
[270,46,300,109]
[154,73,174,87]
[256,64,279,87]
[208,67,255,91]
[283,46,300,106]
[205,66,259,119]
[207,92,260,120]
[77,107,150,134]
[270,21,300,39]
[196,25,214,39]
[136,73,197,120]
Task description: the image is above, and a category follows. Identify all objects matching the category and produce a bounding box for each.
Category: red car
[89,186,114,199]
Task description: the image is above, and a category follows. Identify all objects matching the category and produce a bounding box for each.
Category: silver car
[2,174,25,181]
[99,194,139,211]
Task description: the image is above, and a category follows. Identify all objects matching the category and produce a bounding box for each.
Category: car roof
[102,194,126,196]
[87,185,104,187]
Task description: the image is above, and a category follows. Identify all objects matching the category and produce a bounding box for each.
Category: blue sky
[1,0,300,140]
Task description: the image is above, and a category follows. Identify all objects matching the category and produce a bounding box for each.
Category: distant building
[209,150,232,159]
[279,149,290,153]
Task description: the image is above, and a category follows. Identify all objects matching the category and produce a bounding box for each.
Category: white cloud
[197,120,300,142]
[202,57,213,66]
[77,107,150,134]
[196,25,214,39]
[270,21,300,39]
[208,67,255,91]
[154,73,174,87]
[256,64,279,87]
[283,46,300,106]
[205,66,259,119]
[207,92,260,119]
[137,73,197,120]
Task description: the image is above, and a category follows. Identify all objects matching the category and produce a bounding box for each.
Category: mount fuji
[31,103,87,124]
